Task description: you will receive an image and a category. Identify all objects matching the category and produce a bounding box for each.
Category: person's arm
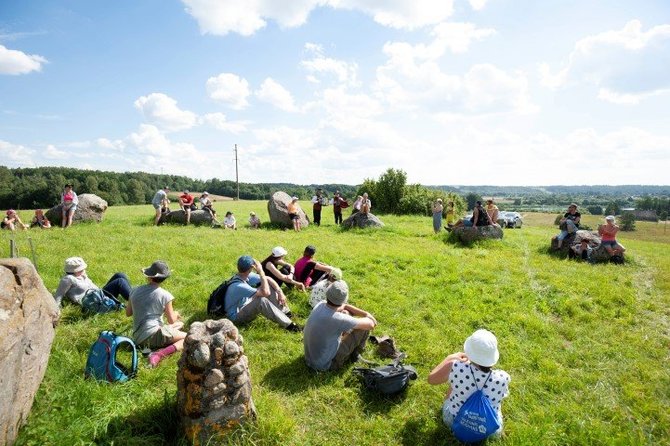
[164,300,181,324]
[266,276,287,306]
[574,215,581,224]
[252,260,271,298]
[427,352,468,385]
[342,303,377,325]
[268,261,304,290]
[53,277,73,306]
[472,208,479,227]
[72,192,79,205]
[125,298,133,317]
[313,262,333,273]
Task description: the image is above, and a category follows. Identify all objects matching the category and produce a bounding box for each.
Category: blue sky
[1,0,669,185]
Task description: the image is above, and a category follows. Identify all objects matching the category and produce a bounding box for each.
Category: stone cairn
[177,319,256,445]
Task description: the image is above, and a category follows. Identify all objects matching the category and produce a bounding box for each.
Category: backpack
[207,276,241,317]
[81,288,124,314]
[85,331,138,383]
[353,356,418,395]
[452,366,501,443]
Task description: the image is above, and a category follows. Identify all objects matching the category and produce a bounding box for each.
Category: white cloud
[468,0,488,11]
[255,78,298,112]
[540,20,670,103]
[181,0,456,36]
[431,22,496,54]
[0,44,47,75]
[96,138,126,151]
[202,113,250,134]
[134,93,198,131]
[0,139,35,166]
[301,43,359,85]
[206,73,251,109]
[44,144,67,159]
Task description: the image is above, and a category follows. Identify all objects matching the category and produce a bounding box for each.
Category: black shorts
[289,213,298,220]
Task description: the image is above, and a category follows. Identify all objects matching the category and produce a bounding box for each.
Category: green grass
[5,203,670,445]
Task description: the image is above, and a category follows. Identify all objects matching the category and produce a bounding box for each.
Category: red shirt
[180,193,194,205]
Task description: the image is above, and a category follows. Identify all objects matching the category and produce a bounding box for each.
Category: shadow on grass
[95,391,189,446]
[353,382,410,415]
[261,356,344,394]
[399,413,454,446]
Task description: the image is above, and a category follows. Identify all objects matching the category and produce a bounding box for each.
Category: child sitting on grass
[126,260,186,368]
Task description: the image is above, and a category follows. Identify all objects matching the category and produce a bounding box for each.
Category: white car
[497,211,523,228]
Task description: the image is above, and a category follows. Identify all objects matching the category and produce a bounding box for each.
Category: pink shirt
[294,256,313,286]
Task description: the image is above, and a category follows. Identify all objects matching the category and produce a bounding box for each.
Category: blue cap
[237,255,254,272]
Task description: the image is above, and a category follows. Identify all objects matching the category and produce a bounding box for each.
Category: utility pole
[234,144,240,201]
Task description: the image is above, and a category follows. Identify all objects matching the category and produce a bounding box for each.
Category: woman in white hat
[598,215,625,257]
[126,260,186,368]
[53,257,132,306]
[428,329,511,438]
[261,246,306,291]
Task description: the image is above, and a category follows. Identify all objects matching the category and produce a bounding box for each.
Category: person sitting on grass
[287,196,302,232]
[60,184,78,228]
[31,209,51,229]
[428,329,510,440]
[309,267,343,308]
[598,215,626,257]
[223,211,237,230]
[303,280,378,371]
[178,190,195,225]
[261,246,306,291]
[53,257,132,307]
[2,209,28,231]
[248,211,261,229]
[126,260,187,368]
[151,186,170,226]
[552,203,581,249]
[224,255,301,332]
[294,245,335,288]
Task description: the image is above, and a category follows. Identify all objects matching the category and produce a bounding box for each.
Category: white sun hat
[64,257,87,273]
[272,246,288,257]
[463,329,500,367]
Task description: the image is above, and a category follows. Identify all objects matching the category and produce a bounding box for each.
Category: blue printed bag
[85,331,138,383]
[81,288,124,314]
[452,366,501,443]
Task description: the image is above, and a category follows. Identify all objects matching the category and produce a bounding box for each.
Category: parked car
[497,211,523,228]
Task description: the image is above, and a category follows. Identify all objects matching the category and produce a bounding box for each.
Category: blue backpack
[85,331,138,383]
[81,288,124,314]
[452,366,501,443]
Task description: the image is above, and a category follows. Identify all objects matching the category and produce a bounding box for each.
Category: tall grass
[5,203,670,445]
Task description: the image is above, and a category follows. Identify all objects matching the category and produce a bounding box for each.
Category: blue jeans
[102,272,132,300]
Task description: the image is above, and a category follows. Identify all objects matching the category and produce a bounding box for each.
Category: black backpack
[207,276,242,317]
[353,355,418,395]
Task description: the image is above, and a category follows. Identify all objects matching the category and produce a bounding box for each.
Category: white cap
[64,257,87,273]
[464,329,500,367]
[272,246,288,257]
[605,215,615,221]
[292,196,299,201]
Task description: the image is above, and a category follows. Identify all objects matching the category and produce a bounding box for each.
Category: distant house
[619,208,658,222]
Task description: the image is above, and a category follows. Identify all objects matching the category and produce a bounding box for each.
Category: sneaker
[285,323,303,333]
[284,310,293,318]
[148,353,162,368]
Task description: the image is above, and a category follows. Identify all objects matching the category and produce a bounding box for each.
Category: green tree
[372,168,407,214]
[605,201,620,216]
[465,192,483,211]
[620,212,636,231]
[587,205,603,215]
[127,179,146,204]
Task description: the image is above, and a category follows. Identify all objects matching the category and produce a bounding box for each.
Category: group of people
[552,203,626,261]
[1,184,80,231]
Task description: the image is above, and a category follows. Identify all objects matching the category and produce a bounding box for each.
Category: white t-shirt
[446,360,510,416]
[224,216,236,226]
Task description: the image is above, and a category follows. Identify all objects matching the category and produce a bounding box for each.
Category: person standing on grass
[151,186,170,226]
[303,280,377,371]
[53,257,132,307]
[61,184,78,228]
[444,201,457,231]
[311,188,324,226]
[126,260,187,368]
[598,215,626,257]
[428,329,510,439]
[432,198,444,233]
[331,191,347,224]
[224,255,302,332]
[552,203,581,249]
[287,196,302,231]
[294,245,335,288]
[261,246,306,291]
[179,190,195,225]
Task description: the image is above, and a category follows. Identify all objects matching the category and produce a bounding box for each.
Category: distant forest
[0,166,668,219]
[0,166,358,210]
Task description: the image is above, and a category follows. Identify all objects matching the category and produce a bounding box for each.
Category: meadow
[4,202,670,446]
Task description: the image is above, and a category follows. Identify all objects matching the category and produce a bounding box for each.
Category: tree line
[0,166,358,210]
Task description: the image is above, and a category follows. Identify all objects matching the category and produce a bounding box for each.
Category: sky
[1,0,669,186]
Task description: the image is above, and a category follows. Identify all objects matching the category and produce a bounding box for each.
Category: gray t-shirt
[53,273,98,306]
[303,302,358,371]
[130,284,174,344]
[152,189,167,207]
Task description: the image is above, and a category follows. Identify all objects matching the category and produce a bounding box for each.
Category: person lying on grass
[53,256,132,307]
[224,255,301,332]
[428,329,510,440]
[598,215,626,257]
[126,260,187,368]
[303,280,378,371]
[261,246,306,291]
[294,245,335,288]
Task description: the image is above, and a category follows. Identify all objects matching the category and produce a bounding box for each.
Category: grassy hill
[5,202,670,446]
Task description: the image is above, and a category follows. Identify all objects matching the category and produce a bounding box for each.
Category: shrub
[587,205,603,215]
[620,212,636,231]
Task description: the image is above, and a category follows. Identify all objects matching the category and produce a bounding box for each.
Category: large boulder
[178,319,256,446]
[158,209,213,226]
[45,193,108,226]
[551,229,623,263]
[341,212,384,229]
[267,192,309,228]
[452,225,503,244]
[0,258,59,446]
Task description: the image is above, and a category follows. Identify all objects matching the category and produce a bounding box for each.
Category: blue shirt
[224,273,261,320]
